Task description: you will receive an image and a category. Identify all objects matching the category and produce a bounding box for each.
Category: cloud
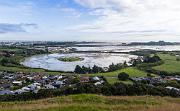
[0,23,38,34]
[58,7,82,18]
[73,0,180,37]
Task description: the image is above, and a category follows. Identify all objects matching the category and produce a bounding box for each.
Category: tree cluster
[144,54,161,63]
[108,62,127,72]
[0,57,18,66]
[74,65,105,74]
[74,62,127,74]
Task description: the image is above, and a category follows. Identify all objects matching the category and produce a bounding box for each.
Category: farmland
[88,67,148,77]
[153,54,180,73]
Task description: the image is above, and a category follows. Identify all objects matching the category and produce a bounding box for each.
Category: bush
[118,72,129,81]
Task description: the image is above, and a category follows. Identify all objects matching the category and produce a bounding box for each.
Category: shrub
[118,72,129,81]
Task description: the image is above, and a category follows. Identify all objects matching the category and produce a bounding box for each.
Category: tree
[118,72,129,81]
[0,57,8,66]
[92,65,99,73]
[108,63,116,72]
[144,54,161,63]
[82,66,91,74]
[123,61,128,67]
[74,65,82,74]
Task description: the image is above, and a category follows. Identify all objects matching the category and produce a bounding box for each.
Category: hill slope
[0,94,180,111]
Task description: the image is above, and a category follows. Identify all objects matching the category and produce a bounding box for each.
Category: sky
[0,0,180,42]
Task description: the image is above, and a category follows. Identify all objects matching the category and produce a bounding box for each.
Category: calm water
[22,45,180,72]
[22,53,137,72]
[73,45,180,52]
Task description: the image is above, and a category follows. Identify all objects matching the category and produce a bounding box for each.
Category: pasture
[0,94,179,111]
[153,54,180,73]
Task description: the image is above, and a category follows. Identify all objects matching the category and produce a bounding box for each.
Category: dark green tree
[74,65,82,74]
[92,65,99,73]
[118,72,129,81]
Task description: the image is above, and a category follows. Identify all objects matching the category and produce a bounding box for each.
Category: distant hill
[128,41,180,46]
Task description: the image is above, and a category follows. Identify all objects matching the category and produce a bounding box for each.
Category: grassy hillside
[0,94,179,111]
[85,67,148,84]
[153,54,180,73]
[88,67,148,77]
[106,77,133,84]
[0,65,62,75]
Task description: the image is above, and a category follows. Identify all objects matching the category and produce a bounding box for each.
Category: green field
[106,77,133,84]
[87,67,148,77]
[85,67,148,84]
[153,54,180,73]
[0,63,148,78]
[0,47,24,52]
[0,94,179,111]
[0,65,62,75]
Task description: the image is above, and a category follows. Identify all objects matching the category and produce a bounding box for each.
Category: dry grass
[0,94,180,111]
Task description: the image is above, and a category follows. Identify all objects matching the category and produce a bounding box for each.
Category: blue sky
[0,0,180,41]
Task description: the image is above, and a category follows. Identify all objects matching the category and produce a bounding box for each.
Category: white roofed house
[57,75,63,80]
[92,76,100,81]
[14,83,42,94]
[45,84,56,89]
[94,82,101,86]
[52,81,64,88]
[42,76,48,80]
[22,87,31,92]
[166,86,180,92]
[29,83,41,90]
[94,80,104,86]
[12,81,23,86]
[0,90,14,95]
[27,76,33,81]
[14,89,28,94]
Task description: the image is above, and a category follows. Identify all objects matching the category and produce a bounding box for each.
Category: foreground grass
[0,94,179,111]
[87,67,148,77]
[153,54,180,73]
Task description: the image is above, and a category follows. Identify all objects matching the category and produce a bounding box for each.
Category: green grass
[153,54,180,73]
[87,67,148,77]
[0,47,24,52]
[86,67,148,84]
[106,77,133,84]
[0,94,179,111]
[58,57,84,62]
[157,54,177,60]
[0,65,62,75]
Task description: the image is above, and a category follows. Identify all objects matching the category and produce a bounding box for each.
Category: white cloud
[73,0,180,37]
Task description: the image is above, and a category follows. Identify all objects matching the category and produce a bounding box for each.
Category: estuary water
[73,45,180,52]
[22,45,180,72]
[22,53,137,72]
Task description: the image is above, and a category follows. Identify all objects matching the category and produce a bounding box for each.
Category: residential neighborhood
[1,70,180,95]
[0,71,105,95]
